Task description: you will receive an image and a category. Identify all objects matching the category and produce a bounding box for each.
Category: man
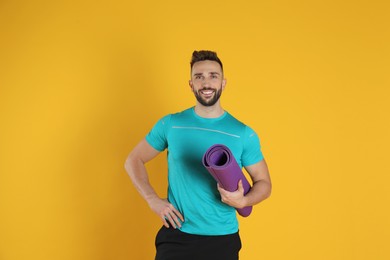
[124,50,271,260]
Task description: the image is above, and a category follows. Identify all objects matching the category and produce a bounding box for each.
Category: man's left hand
[217,180,247,209]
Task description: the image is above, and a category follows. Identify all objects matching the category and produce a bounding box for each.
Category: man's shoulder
[224,111,246,127]
[155,107,190,118]
[224,111,259,137]
[174,107,193,115]
[153,107,193,127]
[169,107,193,119]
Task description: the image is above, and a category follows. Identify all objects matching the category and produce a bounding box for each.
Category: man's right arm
[124,138,184,228]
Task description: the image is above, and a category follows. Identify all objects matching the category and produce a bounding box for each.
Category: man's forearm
[125,156,160,205]
[243,179,272,207]
[125,152,184,228]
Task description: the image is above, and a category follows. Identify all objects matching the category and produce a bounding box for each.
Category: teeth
[201,90,213,94]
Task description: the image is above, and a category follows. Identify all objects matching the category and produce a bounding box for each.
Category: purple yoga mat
[202,144,252,217]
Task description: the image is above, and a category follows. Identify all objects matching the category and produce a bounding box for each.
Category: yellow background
[1,0,389,259]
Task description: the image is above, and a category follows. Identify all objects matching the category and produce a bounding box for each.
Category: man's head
[189,50,226,107]
[190,50,223,74]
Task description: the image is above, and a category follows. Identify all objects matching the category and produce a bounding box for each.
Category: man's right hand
[148,197,184,229]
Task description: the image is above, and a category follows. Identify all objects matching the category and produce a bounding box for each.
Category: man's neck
[194,103,225,118]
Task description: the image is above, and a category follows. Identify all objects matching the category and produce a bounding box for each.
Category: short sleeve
[145,115,171,152]
[241,126,264,167]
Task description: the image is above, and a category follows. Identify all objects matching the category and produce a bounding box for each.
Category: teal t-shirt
[146,107,263,235]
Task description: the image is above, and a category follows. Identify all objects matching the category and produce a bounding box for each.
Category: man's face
[189,60,226,107]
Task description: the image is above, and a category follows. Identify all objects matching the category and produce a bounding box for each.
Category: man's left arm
[217,159,272,208]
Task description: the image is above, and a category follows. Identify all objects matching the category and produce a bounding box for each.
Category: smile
[200,89,214,95]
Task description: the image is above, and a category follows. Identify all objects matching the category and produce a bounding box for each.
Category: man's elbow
[124,152,138,174]
[263,181,272,200]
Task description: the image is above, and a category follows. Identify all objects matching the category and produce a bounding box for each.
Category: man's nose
[201,78,210,87]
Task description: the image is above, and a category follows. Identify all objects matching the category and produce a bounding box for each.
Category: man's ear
[189,80,194,91]
[222,78,227,90]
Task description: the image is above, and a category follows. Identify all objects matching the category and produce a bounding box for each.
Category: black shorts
[155,225,242,260]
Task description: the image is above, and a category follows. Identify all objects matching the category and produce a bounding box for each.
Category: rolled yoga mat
[202,144,252,217]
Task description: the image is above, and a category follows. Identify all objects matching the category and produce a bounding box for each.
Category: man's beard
[194,87,223,107]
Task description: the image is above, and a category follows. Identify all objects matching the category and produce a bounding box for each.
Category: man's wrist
[145,194,160,205]
[240,196,250,208]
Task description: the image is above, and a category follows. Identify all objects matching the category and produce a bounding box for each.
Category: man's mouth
[200,89,214,97]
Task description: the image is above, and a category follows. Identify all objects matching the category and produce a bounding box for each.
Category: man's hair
[190,50,223,71]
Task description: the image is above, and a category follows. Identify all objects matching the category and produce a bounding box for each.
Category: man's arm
[217,159,272,209]
[124,138,184,228]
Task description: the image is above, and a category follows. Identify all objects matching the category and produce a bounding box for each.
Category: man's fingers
[161,214,170,228]
[217,183,226,194]
[164,212,181,229]
[238,179,244,193]
[171,206,184,222]
[161,205,183,229]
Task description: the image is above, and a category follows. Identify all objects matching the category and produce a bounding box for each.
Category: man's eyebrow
[193,72,221,76]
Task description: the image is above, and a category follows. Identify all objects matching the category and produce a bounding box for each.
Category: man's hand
[148,197,184,229]
[217,180,247,209]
